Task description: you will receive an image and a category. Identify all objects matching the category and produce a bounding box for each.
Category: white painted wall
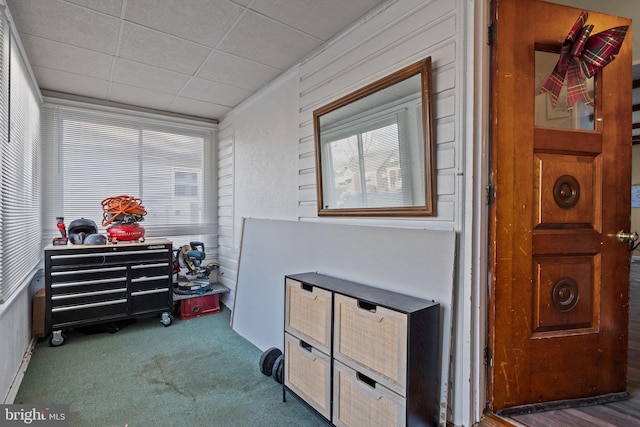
[297,0,462,226]
[218,69,301,305]
[219,1,480,425]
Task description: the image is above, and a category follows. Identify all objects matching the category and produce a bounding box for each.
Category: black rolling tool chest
[44,240,174,346]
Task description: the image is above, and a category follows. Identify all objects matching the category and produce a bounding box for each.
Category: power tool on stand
[52,217,69,246]
[174,241,219,295]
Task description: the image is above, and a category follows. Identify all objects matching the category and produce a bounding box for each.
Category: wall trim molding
[3,337,36,404]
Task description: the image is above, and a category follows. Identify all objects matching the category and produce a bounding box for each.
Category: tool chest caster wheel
[160,312,173,327]
[49,330,66,347]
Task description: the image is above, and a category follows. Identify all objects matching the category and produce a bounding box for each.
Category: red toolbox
[179,293,220,320]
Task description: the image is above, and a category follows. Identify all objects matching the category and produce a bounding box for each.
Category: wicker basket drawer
[333,360,406,427]
[284,333,331,419]
[334,293,408,396]
[285,278,332,353]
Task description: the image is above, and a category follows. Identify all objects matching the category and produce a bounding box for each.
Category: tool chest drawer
[45,241,174,346]
[51,299,128,327]
[131,262,171,280]
[130,274,171,292]
[130,288,171,313]
[51,266,128,283]
[50,285,128,309]
[48,248,169,268]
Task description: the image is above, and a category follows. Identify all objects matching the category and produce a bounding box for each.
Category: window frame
[41,101,217,240]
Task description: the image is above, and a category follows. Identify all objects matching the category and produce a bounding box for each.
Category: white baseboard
[3,337,37,404]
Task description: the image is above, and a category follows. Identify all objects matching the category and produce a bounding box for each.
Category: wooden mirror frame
[313,57,435,217]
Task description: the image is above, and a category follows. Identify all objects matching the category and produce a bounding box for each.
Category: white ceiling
[5,0,386,122]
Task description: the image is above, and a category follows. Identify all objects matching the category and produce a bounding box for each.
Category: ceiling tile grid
[6,0,388,120]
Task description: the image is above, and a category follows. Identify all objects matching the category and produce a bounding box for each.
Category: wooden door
[489,0,632,412]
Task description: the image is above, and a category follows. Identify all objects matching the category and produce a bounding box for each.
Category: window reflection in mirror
[534,50,595,131]
[314,57,434,217]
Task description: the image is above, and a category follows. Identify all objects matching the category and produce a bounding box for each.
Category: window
[0,11,42,304]
[42,105,216,243]
[174,169,200,198]
[322,114,412,209]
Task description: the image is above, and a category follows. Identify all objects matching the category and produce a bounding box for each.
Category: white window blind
[42,105,215,241]
[0,11,42,304]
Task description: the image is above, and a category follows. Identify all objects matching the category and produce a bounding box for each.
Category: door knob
[616,230,638,243]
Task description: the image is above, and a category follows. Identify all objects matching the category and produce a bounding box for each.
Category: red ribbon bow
[539,10,628,109]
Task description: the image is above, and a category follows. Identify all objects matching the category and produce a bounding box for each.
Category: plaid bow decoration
[539,10,628,109]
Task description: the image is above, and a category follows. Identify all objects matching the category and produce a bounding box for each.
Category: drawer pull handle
[131,275,168,283]
[51,277,125,288]
[355,372,383,400]
[296,284,317,300]
[131,288,168,296]
[52,288,127,300]
[356,300,383,322]
[297,340,317,361]
[51,298,126,312]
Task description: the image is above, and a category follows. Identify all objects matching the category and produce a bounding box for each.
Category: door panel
[489,0,632,411]
[534,152,600,228]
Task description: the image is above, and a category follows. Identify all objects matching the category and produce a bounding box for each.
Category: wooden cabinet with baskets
[283,272,440,427]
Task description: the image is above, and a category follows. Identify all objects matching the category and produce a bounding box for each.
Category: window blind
[0,10,42,304]
[41,105,215,244]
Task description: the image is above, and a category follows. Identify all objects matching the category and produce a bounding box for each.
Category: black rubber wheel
[272,354,284,384]
[259,347,282,376]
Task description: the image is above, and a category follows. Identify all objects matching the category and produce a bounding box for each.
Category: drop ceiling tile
[6,0,120,54]
[168,97,231,120]
[197,51,281,91]
[181,78,253,107]
[109,83,174,111]
[229,0,252,7]
[251,0,383,40]
[20,34,112,80]
[124,0,243,47]
[31,66,110,99]
[64,0,123,17]
[112,58,191,95]
[218,10,321,69]
[118,23,211,75]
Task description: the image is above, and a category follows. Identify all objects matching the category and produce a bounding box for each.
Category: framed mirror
[313,57,435,217]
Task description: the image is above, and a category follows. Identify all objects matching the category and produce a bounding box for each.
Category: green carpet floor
[14,305,325,427]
